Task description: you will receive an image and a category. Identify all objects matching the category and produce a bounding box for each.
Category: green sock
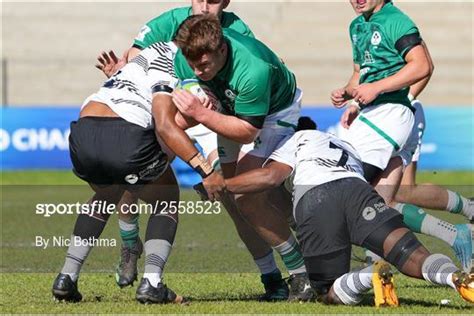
[273,235,306,275]
[119,216,139,248]
[395,203,426,233]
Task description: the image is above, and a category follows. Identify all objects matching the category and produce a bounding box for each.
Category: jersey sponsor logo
[125,174,139,184]
[135,25,151,42]
[371,31,382,46]
[360,67,370,76]
[352,34,358,44]
[374,202,389,213]
[363,50,375,64]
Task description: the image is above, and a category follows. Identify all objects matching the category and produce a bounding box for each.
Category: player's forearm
[152,98,198,162]
[196,108,259,144]
[225,168,280,194]
[344,67,360,97]
[126,47,142,62]
[409,76,431,100]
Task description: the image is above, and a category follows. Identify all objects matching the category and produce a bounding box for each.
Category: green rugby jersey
[349,2,422,107]
[133,6,254,49]
[174,29,297,129]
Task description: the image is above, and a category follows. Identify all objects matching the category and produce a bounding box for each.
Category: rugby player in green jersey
[172,15,314,301]
[95,1,307,301]
[332,0,472,272]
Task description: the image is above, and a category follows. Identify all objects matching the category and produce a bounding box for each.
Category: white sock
[422,254,458,289]
[143,239,172,288]
[421,216,457,246]
[446,190,473,219]
[254,251,279,275]
[333,265,374,305]
[61,235,92,282]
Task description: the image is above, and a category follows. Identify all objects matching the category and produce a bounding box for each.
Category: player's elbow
[239,126,260,144]
[239,133,257,144]
[265,168,286,189]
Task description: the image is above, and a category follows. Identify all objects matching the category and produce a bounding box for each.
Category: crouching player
[52,41,224,303]
[202,127,474,305]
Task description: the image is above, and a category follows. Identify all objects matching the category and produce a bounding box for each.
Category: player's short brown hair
[174,14,224,61]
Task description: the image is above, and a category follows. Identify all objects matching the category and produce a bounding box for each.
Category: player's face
[349,0,384,15]
[191,0,230,18]
[187,44,228,82]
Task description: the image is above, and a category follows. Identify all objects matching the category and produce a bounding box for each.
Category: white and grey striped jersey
[84,42,179,128]
[265,130,366,207]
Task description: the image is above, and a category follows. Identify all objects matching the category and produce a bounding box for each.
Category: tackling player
[52,41,224,304]
[212,128,474,305]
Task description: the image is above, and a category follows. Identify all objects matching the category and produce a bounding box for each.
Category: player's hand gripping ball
[178,79,222,112]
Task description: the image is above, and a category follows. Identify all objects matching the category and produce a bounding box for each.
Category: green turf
[1,170,473,313]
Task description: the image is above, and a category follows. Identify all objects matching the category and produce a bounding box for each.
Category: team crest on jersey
[371,31,382,46]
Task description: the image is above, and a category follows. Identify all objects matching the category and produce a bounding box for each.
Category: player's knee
[305,248,351,297]
[385,230,423,272]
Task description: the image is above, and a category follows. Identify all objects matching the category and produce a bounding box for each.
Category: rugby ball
[178,79,222,112]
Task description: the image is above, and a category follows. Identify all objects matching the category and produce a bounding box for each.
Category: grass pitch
[1,170,473,313]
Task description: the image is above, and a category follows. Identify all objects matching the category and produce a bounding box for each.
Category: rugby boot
[287,272,315,302]
[372,260,399,307]
[259,271,289,301]
[52,273,82,303]
[135,278,184,304]
[452,224,473,273]
[116,237,143,288]
[452,271,474,303]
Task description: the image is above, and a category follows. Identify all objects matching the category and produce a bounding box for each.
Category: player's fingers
[202,98,212,109]
[109,50,119,63]
[102,51,111,64]
[97,56,106,66]
[95,64,104,71]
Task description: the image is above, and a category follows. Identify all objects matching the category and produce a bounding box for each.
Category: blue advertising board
[1,106,472,187]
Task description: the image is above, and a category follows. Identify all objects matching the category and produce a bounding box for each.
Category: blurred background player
[331,0,472,271]
[172,15,313,301]
[95,0,298,300]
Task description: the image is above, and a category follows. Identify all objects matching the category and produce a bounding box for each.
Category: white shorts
[185,124,218,165]
[218,88,303,164]
[341,103,415,169]
[402,100,426,163]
